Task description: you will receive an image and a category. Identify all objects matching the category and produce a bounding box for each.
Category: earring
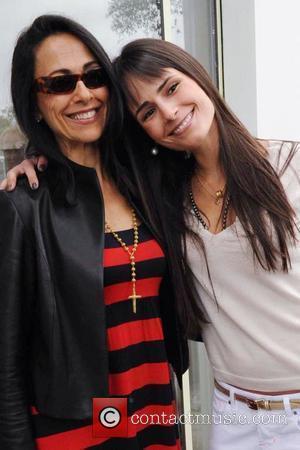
[151,146,159,156]
[184,151,191,159]
[36,114,42,123]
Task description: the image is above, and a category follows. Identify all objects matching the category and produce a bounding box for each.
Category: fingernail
[31,182,38,190]
[38,164,46,172]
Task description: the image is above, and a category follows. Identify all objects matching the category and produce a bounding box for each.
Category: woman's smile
[66,106,102,124]
[169,108,194,136]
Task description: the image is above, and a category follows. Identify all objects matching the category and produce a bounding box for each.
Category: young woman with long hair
[113,38,300,450]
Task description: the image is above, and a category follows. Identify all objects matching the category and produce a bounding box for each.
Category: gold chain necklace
[196,173,225,205]
[105,209,141,313]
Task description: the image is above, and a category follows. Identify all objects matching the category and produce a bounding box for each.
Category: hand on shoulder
[0,155,48,191]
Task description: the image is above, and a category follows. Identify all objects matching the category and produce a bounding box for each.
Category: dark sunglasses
[34,68,108,94]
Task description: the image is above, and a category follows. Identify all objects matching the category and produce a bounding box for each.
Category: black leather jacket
[0,161,188,449]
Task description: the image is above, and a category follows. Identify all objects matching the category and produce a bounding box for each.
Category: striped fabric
[33,224,181,449]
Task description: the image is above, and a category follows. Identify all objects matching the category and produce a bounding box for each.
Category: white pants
[209,381,300,450]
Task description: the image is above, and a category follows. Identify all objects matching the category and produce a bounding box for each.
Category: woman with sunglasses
[8,37,300,450]
[0,16,191,450]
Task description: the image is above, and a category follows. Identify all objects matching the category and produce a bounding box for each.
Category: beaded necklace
[105,209,140,313]
[189,190,231,231]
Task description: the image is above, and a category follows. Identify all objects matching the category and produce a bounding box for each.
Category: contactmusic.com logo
[93,398,128,437]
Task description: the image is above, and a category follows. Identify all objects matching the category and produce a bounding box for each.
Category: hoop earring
[151,146,159,156]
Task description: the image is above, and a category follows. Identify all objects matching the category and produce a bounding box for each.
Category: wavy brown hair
[114,38,297,336]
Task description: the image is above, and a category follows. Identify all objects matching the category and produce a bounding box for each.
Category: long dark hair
[11,14,124,200]
[114,38,297,336]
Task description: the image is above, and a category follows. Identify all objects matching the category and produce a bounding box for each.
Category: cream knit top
[186,140,300,391]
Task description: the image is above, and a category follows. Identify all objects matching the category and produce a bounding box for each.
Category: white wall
[222,0,257,135]
[222,0,300,140]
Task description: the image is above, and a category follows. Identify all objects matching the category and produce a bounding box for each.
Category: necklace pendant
[215,190,224,205]
[128,293,142,313]
[106,209,141,314]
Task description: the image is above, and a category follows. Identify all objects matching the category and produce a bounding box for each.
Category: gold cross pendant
[128,293,142,313]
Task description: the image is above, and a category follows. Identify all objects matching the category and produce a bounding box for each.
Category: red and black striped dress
[32,224,181,449]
